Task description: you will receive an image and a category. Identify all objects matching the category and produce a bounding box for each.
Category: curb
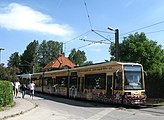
[0,99,38,120]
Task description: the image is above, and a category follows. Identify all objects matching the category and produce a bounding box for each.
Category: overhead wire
[55,0,63,10]
[93,29,114,34]
[91,29,113,43]
[80,38,111,45]
[65,42,95,54]
[83,0,93,30]
[63,30,92,54]
[77,42,95,49]
[145,29,164,35]
[65,1,164,55]
[83,0,114,43]
[63,30,92,44]
[65,0,115,55]
[120,20,164,36]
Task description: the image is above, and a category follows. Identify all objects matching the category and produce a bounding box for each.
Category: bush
[0,80,13,106]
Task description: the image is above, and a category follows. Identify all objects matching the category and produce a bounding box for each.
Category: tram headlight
[141,92,147,99]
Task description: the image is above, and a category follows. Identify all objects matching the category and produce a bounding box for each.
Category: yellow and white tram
[31,61,147,105]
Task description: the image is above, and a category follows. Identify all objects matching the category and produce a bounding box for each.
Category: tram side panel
[34,78,42,92]
[32,62,146,105]
[32,67,120,103]
[42,77,53,94]
[41,76,67,96]
[55,76,67,96]
[82,73,107,101]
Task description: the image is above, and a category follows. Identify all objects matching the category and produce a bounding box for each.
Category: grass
[0,101,16,111]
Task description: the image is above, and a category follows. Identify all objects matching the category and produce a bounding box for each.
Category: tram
[17,74,32,84]
[31,61,147,105]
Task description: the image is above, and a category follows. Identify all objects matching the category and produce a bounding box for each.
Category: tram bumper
[124,94,146,105]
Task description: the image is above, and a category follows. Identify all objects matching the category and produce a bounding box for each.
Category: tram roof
[32,61,142,75]
[17,74,32,79]
[72,61,141,69]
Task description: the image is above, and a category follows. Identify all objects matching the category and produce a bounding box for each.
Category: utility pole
[115,29,119,61]
[0,48,5,64]
[107,27,119,61]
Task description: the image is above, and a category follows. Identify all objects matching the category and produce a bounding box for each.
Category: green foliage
[0,80,13,106]
[7,40,64,73]
[83,61,93,66]
[0,65,6,80]
[37,40,63,69]
[0,65,18,82]
[109,42,115,61]
[20,40,39,73]
[7,52,21,67]
[68,48,87,66]
[68,48,76,63]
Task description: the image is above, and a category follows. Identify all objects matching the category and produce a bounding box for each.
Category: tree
[110,32,164,72]
[20,40,39,73]
[0,64,19,81]
[109,42,115,61]
[7,52,21,80]
[68,48,76,63]
[68,49,87,66]
[83,61,93,66]
[37,40,63,69]
[8,40,63,73]
[7,52,21,68]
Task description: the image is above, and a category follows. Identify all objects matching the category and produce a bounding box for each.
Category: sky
[0,0,164,66]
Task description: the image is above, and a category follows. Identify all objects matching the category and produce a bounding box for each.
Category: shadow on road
[33,92,163,110]
[34,92,118,108]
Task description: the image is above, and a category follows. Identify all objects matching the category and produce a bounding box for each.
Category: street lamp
[0,48,5,64]
[107,27,119,61]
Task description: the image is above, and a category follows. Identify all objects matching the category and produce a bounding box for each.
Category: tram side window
[47,77,53,87]
[56,76,67,87]
[85,75,94,89]
[70,76,77,88]
[43,77,51,86]
[85,74,106,90]
[114,72,122,90]
[43,78,48,86]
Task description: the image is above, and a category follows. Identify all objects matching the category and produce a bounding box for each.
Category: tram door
[81,77,84,93]
[107,76,113,97]
[69,73,78,97]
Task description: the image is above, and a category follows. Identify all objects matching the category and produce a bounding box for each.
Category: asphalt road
[8,93,164,120]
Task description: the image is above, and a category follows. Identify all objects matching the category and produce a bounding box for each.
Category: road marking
[86,108,115,120]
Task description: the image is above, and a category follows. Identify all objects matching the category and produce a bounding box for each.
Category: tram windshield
[124,65,143,90]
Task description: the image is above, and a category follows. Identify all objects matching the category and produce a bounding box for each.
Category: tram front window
[124,65,143,90]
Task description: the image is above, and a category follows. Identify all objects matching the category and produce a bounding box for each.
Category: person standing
[20,84,26,98]
[14,79,20,98]
[28,81,35,99]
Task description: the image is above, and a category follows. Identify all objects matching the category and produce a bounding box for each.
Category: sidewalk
[0,95,37,120]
